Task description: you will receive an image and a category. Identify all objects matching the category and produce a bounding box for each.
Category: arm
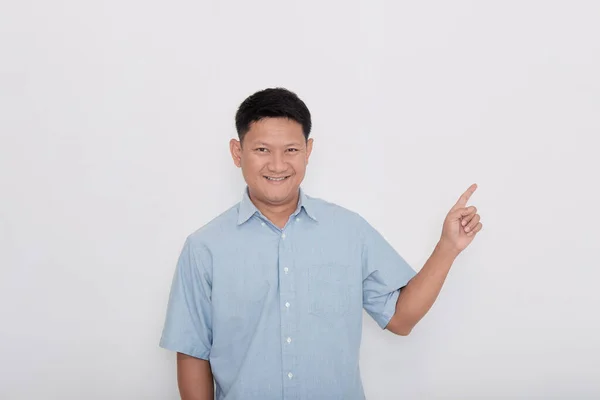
[386,240,458,335]
[177,353,214,400]
[159,238,214,399]
[386,183,483,336]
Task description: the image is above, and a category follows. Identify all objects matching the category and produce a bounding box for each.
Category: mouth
[264,175,291,182]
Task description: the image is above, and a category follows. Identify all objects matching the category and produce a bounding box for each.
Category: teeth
[266,176,287,181]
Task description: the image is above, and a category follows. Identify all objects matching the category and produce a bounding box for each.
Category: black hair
[235,87,312,142]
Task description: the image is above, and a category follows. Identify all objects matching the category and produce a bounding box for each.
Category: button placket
[279,225,299,393]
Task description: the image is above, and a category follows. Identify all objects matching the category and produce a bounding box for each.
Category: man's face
[230,117,313,207]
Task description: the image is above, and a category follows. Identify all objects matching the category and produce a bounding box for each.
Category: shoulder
[305,194,370,230]
[184,203,240,255]
[306,194,391,247]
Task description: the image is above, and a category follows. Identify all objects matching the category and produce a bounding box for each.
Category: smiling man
[159,88,483,400]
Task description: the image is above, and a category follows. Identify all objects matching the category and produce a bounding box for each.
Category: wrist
[435,239,461,260]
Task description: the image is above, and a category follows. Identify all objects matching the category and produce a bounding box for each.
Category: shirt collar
[237,186,318,225]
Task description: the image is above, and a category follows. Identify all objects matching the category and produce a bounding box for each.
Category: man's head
[230,88,313,209]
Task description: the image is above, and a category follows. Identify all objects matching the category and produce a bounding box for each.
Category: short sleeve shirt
[160,187,416,400]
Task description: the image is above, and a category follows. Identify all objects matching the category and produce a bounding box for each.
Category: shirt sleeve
[159,237,212,360]
[360,218,417,329]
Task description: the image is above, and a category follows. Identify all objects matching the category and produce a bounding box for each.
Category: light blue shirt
[160,188,416,399]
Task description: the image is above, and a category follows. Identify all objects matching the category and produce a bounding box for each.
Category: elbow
[394,327,412,336]
[385,318,413,336]
[391,325,412,336]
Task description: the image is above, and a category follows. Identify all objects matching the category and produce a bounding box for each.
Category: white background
[1,1,599,399]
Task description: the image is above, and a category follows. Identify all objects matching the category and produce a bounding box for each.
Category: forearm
[388,240,459,335]
[177,353,214,400]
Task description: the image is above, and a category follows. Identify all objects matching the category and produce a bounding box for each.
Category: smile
[264,176,290,181]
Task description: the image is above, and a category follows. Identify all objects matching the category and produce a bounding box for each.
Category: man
[159,87,483,399]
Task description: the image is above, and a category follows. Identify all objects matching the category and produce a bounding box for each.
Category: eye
[287,148,299,152]
[255,147,269,153]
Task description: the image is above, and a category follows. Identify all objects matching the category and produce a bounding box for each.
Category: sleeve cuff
[375,288,401,330]
[159,336,210,360]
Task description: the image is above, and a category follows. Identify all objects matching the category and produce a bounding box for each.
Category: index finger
[453,183,478,209]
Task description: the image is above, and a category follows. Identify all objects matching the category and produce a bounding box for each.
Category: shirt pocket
[308,263,351,318]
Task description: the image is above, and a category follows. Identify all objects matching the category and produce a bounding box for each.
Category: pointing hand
[440,183,483,254]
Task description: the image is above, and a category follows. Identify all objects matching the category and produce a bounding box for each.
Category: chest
[210,223,364,318]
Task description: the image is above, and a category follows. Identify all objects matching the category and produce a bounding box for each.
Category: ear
[305,138,314,164]
[230,138,242,168]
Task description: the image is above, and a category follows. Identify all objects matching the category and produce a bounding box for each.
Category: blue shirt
[160,188,416,399]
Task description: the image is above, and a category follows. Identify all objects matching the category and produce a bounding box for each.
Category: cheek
[242,158,265,176]
[292,160,307,176]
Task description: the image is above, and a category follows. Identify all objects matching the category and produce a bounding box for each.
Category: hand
[440,183,483,254]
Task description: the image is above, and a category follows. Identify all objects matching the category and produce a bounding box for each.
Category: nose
[267,151,287,173]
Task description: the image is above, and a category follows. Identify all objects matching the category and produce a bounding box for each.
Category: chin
[264,189,293,203]
[258,184,298,204]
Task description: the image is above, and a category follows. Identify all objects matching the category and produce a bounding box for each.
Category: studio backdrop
[1,1,599,398]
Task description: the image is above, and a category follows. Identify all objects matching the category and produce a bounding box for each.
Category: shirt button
[286,337,292,343]
[285,302,290,308]
[288,372,293,379]
[261,222,265,226]
[281,233,286,239]
[296,217,300,222]
[284,267,289,273]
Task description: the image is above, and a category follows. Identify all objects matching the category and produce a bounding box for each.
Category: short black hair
[235,87,312,142]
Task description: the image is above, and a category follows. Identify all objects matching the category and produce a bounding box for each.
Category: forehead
[244,117,305,144]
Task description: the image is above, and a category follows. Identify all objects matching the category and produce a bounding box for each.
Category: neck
[249,190,300,229]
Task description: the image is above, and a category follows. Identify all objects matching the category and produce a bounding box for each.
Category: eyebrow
[253,142,304,147]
